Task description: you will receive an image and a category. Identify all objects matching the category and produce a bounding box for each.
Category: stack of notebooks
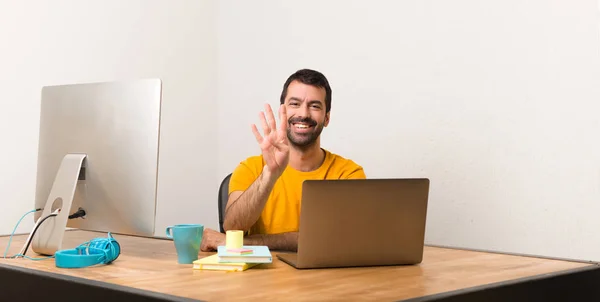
[193,245,272,272]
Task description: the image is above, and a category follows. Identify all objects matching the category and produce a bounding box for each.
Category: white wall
[217,0,600,262]
[0,0,219,237]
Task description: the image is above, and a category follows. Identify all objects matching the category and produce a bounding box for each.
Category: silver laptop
[277,178,430,269]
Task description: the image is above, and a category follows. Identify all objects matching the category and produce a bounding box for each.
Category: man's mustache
[288,117,317,126]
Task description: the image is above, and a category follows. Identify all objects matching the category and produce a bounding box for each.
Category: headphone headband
[55,233,121,268]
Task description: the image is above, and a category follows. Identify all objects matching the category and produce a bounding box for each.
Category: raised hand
[251,104,290,179]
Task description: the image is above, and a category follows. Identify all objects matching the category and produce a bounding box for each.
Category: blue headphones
[54,233,121,268]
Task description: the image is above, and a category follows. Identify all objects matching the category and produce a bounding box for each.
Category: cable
[2,209,40,259]
[19,210,59,257]
[68,207,86,219]
[4,207,82,260]
[12,254,54,260]
[16,209,58,257]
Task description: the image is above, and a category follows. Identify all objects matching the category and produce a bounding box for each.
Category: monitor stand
[31,153,87,256]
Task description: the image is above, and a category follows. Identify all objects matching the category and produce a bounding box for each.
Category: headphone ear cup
[106,239,120,263]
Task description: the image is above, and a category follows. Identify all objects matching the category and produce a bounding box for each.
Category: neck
[288,141,325,172]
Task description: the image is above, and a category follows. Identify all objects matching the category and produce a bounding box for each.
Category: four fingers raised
[253,103,291,148]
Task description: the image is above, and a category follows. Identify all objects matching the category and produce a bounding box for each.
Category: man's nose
[298,104,309,117]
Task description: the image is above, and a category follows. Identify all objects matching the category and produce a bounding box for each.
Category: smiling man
[200,69,366,252]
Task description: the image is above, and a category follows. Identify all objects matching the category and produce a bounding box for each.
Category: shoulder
[324,149,366,179]
[327,150,361,167]
[233,154,265,176]
[239,154,265,168]
[228,155,265,193]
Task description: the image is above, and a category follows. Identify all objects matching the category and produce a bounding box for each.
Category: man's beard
[287,117,324,149]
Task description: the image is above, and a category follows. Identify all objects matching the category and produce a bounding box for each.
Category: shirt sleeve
[345,165,367,179]
[228,156,263,194]
[337,157,367,179]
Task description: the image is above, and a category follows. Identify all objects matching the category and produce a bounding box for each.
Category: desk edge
[0,262,204,302]
[399,263,600,302]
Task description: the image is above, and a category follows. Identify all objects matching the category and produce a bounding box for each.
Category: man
[200,69,366,252]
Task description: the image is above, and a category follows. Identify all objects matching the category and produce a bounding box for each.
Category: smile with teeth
[293,123,313,129]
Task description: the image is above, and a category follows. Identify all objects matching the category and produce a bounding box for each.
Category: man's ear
[324,112,330,127]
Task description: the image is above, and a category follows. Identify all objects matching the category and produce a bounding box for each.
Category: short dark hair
[280,69,332,113]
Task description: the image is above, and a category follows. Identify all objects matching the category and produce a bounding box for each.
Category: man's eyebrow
[288,98,323,105]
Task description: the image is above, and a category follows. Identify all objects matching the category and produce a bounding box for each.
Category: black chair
[218,173,232,233]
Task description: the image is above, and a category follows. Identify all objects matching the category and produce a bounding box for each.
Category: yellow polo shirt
[228,149,366,235]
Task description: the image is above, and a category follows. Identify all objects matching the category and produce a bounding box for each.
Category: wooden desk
[1,230,598,301]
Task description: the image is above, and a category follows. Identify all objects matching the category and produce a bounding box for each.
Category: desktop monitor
[31,79,162,255]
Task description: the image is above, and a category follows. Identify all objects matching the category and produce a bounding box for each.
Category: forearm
[223,169,277,231]
[245,232,298,252]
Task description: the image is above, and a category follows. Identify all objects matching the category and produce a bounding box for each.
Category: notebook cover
[192,254,259,272]
[217,245,273,263]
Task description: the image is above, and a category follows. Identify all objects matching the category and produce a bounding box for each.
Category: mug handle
[166,226,173,239]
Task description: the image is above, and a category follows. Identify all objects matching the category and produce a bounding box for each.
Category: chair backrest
[218,173,232,233]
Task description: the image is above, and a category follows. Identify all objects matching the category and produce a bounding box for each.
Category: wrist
[261,166,280,185]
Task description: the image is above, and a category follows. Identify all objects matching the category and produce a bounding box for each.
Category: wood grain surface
[0,230,593,301]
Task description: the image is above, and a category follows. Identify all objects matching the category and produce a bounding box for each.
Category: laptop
[277,178,430,269]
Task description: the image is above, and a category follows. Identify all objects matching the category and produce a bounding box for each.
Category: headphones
[54,233,121,268]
